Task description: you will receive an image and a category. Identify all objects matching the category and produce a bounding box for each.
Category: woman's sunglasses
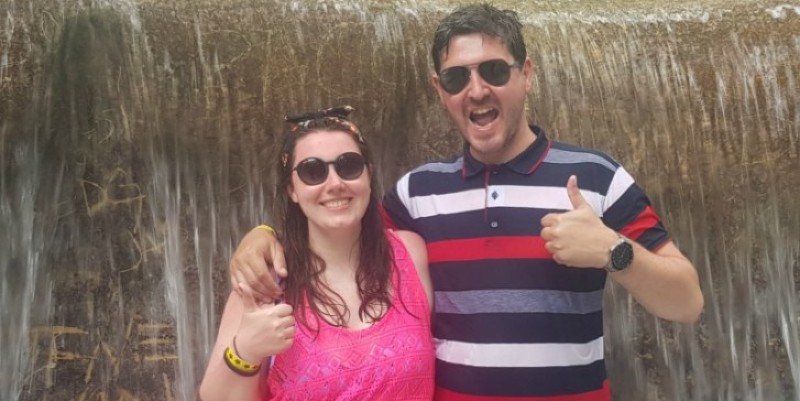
[292,152,366,186]
[438,59,521,95]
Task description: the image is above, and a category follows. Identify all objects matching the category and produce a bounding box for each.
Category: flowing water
[1,0,798,400]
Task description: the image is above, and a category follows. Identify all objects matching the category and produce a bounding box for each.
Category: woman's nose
[324,165,346,188]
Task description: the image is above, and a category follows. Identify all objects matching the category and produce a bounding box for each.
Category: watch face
[611,240,634,271]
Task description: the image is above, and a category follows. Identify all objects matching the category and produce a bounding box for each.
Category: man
[229,4,703,400]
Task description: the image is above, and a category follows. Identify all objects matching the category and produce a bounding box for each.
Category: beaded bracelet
[255,225,276,235]
[223,337,261,377]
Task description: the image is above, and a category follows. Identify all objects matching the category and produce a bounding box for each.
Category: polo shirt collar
[462,125,551,178]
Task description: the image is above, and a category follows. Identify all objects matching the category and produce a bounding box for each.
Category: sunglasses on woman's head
[438,59,521,94]
[292,152,366,186]
[284,105,365,144]
[285,106,355,124]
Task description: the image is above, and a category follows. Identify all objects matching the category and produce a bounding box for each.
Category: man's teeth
[472,107,493,116]
[470,107,498,125]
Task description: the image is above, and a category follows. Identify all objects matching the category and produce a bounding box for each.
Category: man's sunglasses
[292,152,366,186]
[438,59,521,95]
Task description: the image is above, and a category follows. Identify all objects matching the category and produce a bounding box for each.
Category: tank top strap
[384,229,429,316]
[385,229,413,287]
[386,229,409,263]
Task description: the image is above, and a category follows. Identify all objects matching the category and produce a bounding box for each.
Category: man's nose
[465,68,489,99]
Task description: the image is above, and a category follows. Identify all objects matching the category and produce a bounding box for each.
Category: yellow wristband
[255,225,276,235]
[223,339,261,376]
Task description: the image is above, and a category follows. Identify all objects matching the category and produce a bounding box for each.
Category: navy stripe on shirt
[435,359,608,397]
[429,259,607,292]
[433,310,604,344]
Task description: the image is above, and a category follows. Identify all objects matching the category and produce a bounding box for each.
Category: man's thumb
[567,175,589,210]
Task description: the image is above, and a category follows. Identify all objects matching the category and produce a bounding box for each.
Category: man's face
[432,33,534,165]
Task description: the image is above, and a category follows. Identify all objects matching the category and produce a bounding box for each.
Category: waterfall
[1,0,798,400]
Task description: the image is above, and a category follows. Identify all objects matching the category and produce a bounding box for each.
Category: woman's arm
[199,285,295,401]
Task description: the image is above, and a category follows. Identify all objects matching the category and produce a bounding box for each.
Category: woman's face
[288,130,371,235]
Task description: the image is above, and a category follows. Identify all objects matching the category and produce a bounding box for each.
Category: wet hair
[430,3,527,73]
[273,117,394,331]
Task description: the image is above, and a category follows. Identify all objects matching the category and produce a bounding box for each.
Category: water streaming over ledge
[1,0,798,400]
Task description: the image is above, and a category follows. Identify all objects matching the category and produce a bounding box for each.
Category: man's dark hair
[431,3,527,73]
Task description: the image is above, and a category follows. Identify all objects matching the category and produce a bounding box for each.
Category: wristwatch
[605,235,634,273]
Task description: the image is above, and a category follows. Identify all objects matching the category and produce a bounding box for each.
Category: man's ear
[522,57,534,93]
[431,73,448,105]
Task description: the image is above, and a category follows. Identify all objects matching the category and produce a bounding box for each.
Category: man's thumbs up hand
[567,175,591,211]
[540,175,618,268]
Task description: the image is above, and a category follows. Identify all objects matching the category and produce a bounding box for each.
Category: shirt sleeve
[380,173,417,232]
[601,166,670,251]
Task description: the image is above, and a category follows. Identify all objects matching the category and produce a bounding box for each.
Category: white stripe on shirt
[434,337,604,368]
[408,185,605,219]
[603,167,635,213]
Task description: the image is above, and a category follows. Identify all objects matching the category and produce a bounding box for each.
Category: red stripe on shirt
[434,380,610,401]
[619,205,659,241]
[427,236,551,263]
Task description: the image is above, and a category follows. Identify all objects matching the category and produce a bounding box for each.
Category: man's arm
[609,240,702,322]
[229,226,286,302]
[540,175,703,323]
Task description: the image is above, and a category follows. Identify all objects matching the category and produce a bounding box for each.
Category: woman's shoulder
[386,229,424,258]
[386,229,432,311]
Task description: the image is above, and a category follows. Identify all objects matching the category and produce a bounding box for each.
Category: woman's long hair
[272,116,394,331]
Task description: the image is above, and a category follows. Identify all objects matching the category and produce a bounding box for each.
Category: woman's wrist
[223,336,262,376]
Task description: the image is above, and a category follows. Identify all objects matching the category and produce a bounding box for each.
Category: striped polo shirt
[381,126,669,401]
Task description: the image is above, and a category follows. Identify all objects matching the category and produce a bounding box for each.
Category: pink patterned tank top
[263,230,435,401]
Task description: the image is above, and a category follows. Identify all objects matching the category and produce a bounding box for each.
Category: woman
[199,106,435,401]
